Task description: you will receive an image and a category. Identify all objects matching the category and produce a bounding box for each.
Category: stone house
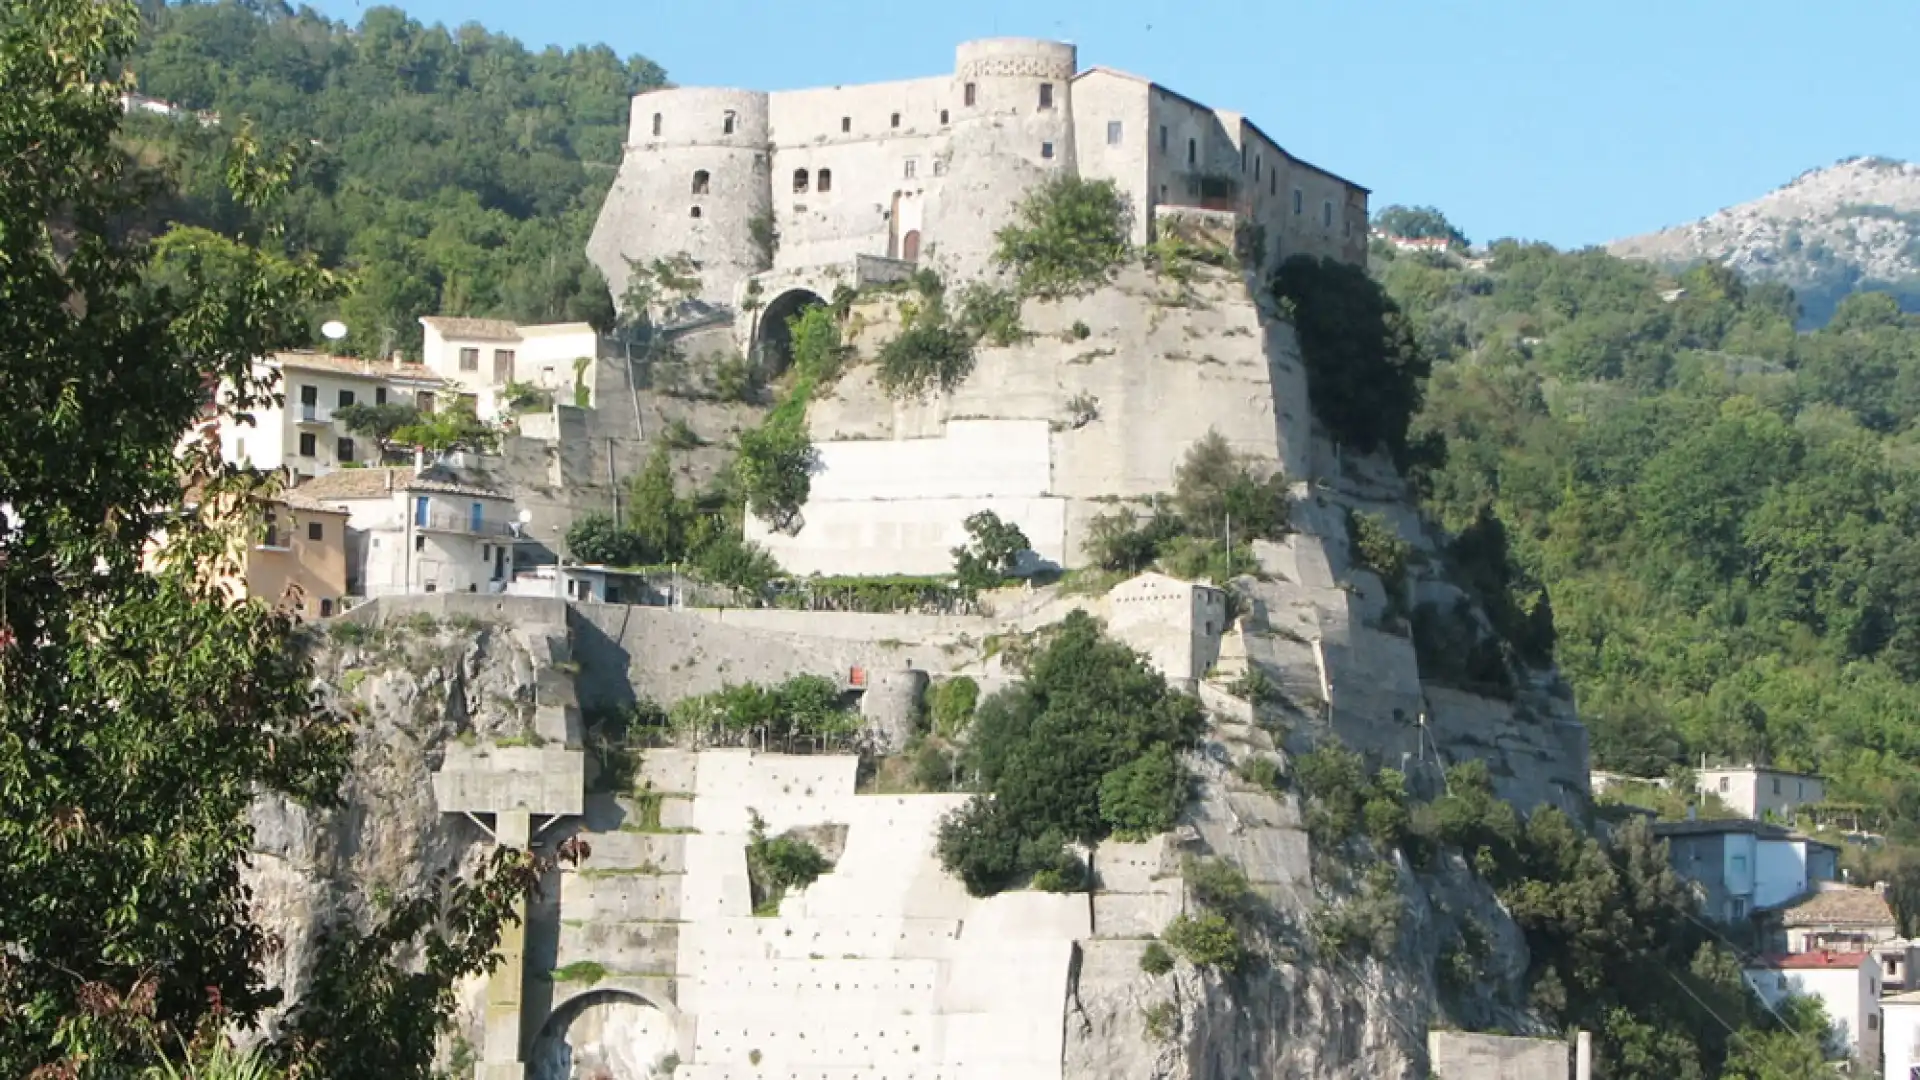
[292,466,523,598]
[1742,951,1881,1071]
[1778,884,1899,954]
[1105,571,1228,689]
[1695,764,1825,821]
[1652,818,1839,923]
[212,351,448,481]
[165,489,349,621]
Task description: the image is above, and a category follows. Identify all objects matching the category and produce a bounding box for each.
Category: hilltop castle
[588,38,1369,318]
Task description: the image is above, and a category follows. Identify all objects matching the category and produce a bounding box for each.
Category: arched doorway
[754,288,826,377]
[901,230,922,263]
[529,988,676,1080]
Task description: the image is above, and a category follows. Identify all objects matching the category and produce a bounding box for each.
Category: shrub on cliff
[1272,254,1429,461]
[936,612,1202,895]
[994,176,1133,298]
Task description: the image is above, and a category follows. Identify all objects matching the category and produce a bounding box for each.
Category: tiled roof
[420,316,522,342]
[278,491,350,515]
[272,351,445,384]
[1749,950,1872,970]
[292,467,509,502]
[1652,818,1795,838]
[1780,886,1896,929]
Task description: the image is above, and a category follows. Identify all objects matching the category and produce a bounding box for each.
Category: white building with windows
[1743,951,1881,1071]
[1696,765,1826,821]
[213,352,448,481]
[292,466,522,598]
[418,317,611,419]
[1882,990,1920,1079]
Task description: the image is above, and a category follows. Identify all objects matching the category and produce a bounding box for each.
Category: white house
[292,466,522,597]
[1882,990,1920,1080]
[1652,819,1840,923]
[1743,951,1881,1071]
[418,317,609,419]
[1696,765,1826,821]
[214,352,448,481]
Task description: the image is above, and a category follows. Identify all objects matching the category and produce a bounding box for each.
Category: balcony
[415,509,518,538]
[293,404,335,426]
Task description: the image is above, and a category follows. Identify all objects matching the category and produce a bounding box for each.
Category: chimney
[384,468,393,494]
[413,447,425,473]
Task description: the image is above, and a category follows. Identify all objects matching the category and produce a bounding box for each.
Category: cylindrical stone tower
[924,38,1079,285]
[587,87,772,313]
[860,666,930,755]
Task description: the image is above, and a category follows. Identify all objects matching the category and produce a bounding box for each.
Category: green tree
[627,445,687,562]
[1273,254,1430,459]
[993,176,1132,298]
[1372,205,1469,248]
[334,401,424,457]
[391,399,499,454]
[0,4,534,1074]
[951,510,1031,597]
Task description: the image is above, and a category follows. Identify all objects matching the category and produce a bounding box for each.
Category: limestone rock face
[244,613,558,1047]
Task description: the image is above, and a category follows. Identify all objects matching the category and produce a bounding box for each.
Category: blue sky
[308,0,1920,249]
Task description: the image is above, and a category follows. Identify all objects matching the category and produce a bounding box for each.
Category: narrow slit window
[964,83,977,107]
[651,112,662,136]
[1188,138,1197,165]
[723,110,736,135]
[890,112,901,129]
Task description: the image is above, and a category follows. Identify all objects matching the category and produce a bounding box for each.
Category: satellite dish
[517,509,533,524]
[320,320,348,341]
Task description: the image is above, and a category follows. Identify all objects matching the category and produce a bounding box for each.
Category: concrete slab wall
[1426,1031,1568,1080]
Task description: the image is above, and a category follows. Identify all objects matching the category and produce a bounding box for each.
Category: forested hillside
[1382,226,1920,825]
[124,0,665,357]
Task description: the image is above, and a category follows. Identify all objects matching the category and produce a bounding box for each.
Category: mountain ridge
[1608,155,1920,324]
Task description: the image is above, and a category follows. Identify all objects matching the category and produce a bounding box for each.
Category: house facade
[1696,765,1826,821]
[418,317,611,419]
[1105,571,1228,688]
[1743,951,1881,1071]
[1780,884,1900,954]
[1653,819,1840,922]
[1882,991,1920,1080]
[293,466,522,598]
[214,352,448,481]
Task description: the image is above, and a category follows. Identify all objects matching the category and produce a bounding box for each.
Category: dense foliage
[0,3,534,1074]
[1383,238,1920,817]
[1273,254,1431,460]
[951,510,1030,598]
[936,612,1203,895]
[993,176,1132,298]
[561,446,782,593]
[1081,430,1286,581]
[125,0,664,356]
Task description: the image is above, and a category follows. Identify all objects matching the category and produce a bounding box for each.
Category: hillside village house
[292,466,521,597]
[214,351,448,481]
[158,489,349,620]
[1697,764,1826,821]
[1105,571,1228,689]
[1779,883,1900,953]
[418,317,611,420]
[1742,951,1881,1071]
[1881,990,1920,1079]
[1652,819,1839,922]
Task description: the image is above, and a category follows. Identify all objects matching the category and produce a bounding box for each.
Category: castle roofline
[1073,67,1370,196]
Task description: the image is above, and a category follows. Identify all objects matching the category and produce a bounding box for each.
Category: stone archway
[529,989,677,1080]
[753,287,826,377]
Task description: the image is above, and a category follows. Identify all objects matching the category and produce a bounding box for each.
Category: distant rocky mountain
[1609,156,1920,325]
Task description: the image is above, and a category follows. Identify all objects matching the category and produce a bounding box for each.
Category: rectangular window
[336,437,354,462]
[841,116,851,133]
[1255,156,1261,181]
[298,432,316,457]
[1159,125,1168,153]
[300,384,318,405]
[1773,777,1782,795]
[375,387,387,405]
[493,349,515,383]
[469,502,484,533]
[319,598,333,617]
[723,110,736,135]
[1720,777,1730,792]
[415,536,425,552]
[337,389,355,409]
[890,112,901,129]
[1038,83,1053,109]
[307,521,324,542]
[1188,138,1196,165]
[903,159,917,179]
[417,391,435,412]
[1040,142,1054,159]
[1323,200,1333,228]
[414,496,429,528]
[1293,189,1303,215]
[1107,120,1123,145]
[261,512,280,549]
[458,347,479,372]
[964,83,976,107]
[1270,172,1276,195]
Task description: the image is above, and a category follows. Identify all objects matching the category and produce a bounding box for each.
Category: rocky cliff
[1609,155,1920,324]
[249,262,1585,1080]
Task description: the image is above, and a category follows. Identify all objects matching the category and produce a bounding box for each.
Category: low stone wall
[1427,1030,1568,1080]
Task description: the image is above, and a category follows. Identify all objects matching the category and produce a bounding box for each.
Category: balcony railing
[416,509,517,538]
[294,404,334,425]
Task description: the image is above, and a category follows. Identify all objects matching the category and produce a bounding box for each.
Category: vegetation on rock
[993,176,1133,298]
[935,612,1202,895]
[1273,253,1430,460]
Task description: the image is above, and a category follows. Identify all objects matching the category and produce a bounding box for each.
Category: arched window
[691,170,710,195]
[792,169,810,194]
[723,110,736,135]
[816,168,832,193]
[651,113,662,136]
